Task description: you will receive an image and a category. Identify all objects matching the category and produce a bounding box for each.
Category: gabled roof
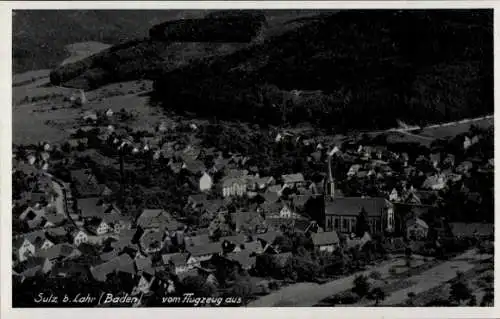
[184,234,211,247]
[135,256,153,273]
[312,231,340,246]
[140,230,164,247]
[77,197,105,218]
[256,231,281,245]
[37,243,80,260]
[232,211,266,233]
[137,209,172,228]
[185,242,222,257]
[282,173,305,184]
[162,252,189,267]
[91,253,135,281]
[325,197,391,217]
[44,213,66,225]
[188,194,208,206]
[406,217,429,229]
[227,250,256,269]
[220,234,246,245]
[291,195,311,208]
[262,191,280,204]
[182,160,206,175]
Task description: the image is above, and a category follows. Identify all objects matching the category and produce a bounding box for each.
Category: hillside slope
[47,10,329,90]
[152,10,493,131]
[13,10,208,73]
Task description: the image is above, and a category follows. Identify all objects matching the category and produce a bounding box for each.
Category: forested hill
[152,10,493,131]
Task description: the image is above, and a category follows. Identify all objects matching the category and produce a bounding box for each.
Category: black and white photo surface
[10,7,494,308]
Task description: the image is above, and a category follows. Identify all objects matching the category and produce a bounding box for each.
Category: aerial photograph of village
[11,9,493,307]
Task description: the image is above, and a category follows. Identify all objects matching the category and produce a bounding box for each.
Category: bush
[352,275,371,298]
[450,280,472,305]
[369,271,382,280]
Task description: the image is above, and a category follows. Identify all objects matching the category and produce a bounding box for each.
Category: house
[71,230,88,246]
[182,160,206,175]
[255,231,282,247]
[199,172,213,192]
[248,176,275,191]
[443,154,456,168]
[406,217,429,240]
[32,236,55,251]
[162,253,190,274]
[220,234,247,248]
[231,211,266,234]
[82,111,98,122]
[227,250,256,271]
[282,173,305,187]
[389,188,400,202]
[456,161,474,174]
[136,209,172,229]
[311,231,340,252]
[13,237,36,262]
[222,177,249,197]
[186,242,222,264]
[184,234,211,247]
[324,197,395,234]
[13,257,53,279]
[41,213,66,228]
[19,205,46,222]
[421,174,447,191]
[262,191,280,204]
[140,230,165,254]
[347,164,362,178]
[135,255,154,274]
[77,197,105,219]
[132,272,156,296]
[430,153,441,168]
[210,158,229,174]
[90,253,136,282]
[85,218,110,235]
[187,194,208,209]
[105,109,114,117]
[449,223,494,239]
[37,243,81,262]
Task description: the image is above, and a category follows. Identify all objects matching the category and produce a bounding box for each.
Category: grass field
[417,116,494,139]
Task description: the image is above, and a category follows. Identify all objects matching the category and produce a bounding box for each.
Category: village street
[248,249,490,307]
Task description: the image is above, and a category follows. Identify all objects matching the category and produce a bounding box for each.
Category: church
[322,152,395,235]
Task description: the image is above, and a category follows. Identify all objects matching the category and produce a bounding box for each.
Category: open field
[61,41,112,66]
[416,116,494,140]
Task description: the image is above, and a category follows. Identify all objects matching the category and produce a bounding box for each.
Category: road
[247,249,489,307]
[247,257,406,307]
[379,249,492,306]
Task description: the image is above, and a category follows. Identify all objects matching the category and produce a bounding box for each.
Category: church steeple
[324,154,336,199]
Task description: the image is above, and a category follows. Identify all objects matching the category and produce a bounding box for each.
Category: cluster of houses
[12,112,494,300]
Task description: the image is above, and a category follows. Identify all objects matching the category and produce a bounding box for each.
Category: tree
[230,276,255,306]
[480,290,494,306]
[406,292,416,306]
[449,280,472,305]
[467,295,477,306]
[352,275,371,298]
[368,287,386,306]
[356,207,370,237]
[369,271,382,281]
[180,275,214,297]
